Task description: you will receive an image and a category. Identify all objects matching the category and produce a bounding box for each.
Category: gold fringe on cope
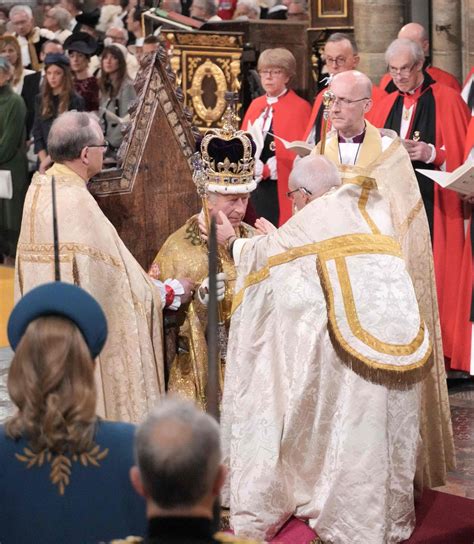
[316,256,433,389]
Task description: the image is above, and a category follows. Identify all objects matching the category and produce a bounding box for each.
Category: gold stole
[324,121,383,169]
[27,31,42,72]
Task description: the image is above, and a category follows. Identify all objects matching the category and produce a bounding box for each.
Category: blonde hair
[257,48,296,80]
[0,35,23,87]
[6,316,97,454]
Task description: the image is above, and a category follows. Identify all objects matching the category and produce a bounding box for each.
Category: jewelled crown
[192,103,257,195]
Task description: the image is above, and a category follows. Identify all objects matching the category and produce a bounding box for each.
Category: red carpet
[265,489,474,543]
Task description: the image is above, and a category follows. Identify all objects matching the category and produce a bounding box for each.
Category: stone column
[353,0,405,84]
[431,0,462,82]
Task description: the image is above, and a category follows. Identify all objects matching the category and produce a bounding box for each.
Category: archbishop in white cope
[219,155,432,544]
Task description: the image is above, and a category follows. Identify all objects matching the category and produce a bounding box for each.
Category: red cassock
[368,81,470,366]
[303,85,383,142]
[242,90,311,225]
[451,116,474,372]
[379,65,461,95]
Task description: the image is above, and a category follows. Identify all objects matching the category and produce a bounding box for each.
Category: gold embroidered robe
[14,163,165,423]
[313,122,454,488]
[154,215,253,408]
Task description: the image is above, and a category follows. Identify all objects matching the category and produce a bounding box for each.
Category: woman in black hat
[32,52,85,173]
[64,32,100,112]
[0,282,147,544]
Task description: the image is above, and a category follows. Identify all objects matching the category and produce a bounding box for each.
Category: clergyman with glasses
[303,32,381,146]
[14,111,194,424]
[369,38,471,379]
[242,47,311,226]
[310,68,456,491]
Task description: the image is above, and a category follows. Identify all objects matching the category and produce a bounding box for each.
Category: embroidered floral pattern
[15,445,109,495]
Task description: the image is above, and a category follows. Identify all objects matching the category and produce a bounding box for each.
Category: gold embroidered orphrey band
[232,233,402,313]
[231,233,432,386]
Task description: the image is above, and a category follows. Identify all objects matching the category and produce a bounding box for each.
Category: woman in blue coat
[0,282,147,544]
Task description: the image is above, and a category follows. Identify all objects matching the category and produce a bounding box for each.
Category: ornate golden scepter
[319,89,336,155]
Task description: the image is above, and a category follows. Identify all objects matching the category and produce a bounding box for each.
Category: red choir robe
[379,64,461,95]
[368,75,470,364]
[303,84,383,142]
[450,116,474,372]
[242,90,311,225]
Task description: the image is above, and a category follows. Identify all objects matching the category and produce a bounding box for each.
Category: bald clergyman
[308,69,454,489]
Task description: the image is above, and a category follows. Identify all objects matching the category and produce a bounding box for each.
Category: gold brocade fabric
[14,164,165,423]
[318,123,455,488]
[154,215,253,408]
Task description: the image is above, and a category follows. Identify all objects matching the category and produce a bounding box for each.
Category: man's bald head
[289,155,341,209]
[331,69,372,99]
[398,22,429,56]
[327,70,372,139]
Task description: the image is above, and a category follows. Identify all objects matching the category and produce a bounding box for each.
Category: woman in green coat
[0,57,28,261]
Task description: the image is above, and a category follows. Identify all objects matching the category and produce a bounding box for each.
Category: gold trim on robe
[15,163,165,423]
[154,215,253,409]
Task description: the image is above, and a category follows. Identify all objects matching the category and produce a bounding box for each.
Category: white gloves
[198,272,227,306]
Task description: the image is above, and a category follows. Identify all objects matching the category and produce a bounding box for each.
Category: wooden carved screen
[89,47,201,270]
[309,0,353,27]
[164,31,244,131]
[205,20,310,102]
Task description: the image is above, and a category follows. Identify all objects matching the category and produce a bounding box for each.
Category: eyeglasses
[324,56,348,66]
[388,63,416,77]
[258,69,284,77]
[88,140,109,150]
[286,187,312,199]
[331,96,370,107]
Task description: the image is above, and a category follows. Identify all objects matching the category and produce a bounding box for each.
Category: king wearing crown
[151,112,256,408]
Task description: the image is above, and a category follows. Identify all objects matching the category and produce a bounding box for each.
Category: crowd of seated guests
[0,2,156,263]
[0,0,310,248]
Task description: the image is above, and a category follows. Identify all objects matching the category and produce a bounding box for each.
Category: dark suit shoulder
[109,537,143,543]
